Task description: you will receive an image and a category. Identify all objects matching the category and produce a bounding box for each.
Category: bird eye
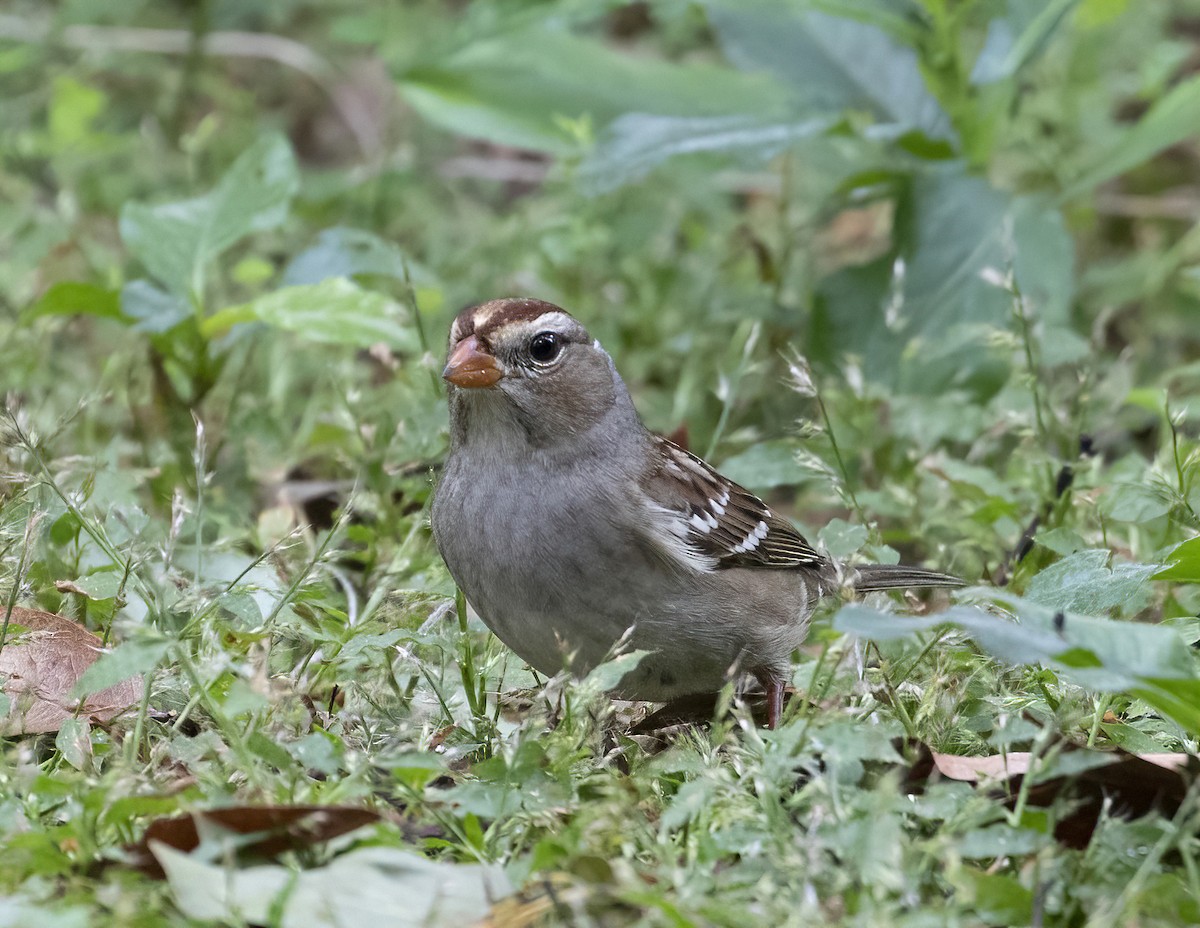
[528,331,562,364]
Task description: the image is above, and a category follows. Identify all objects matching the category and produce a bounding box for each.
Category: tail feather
[853,563,964,593]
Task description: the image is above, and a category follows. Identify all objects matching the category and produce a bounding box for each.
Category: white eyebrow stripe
[511,311,575,333]
[472,305,497,328]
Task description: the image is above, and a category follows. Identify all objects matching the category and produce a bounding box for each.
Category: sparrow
[431,298,960,727]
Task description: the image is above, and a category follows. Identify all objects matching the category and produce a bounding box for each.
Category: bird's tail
[853,563,964,593]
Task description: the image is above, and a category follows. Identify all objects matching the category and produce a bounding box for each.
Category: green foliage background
[2,0,1200,924]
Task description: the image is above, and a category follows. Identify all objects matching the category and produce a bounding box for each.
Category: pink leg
[765,678,784,729]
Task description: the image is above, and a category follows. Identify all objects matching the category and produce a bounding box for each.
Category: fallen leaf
[0,607,142,735]
[153,843,510,928]
[1022,750,1196,848]
[916,745,1197,848]
[932,751,1032,781]
[126,805,384,878]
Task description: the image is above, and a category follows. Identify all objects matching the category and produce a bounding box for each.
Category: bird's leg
[762,676,784,729]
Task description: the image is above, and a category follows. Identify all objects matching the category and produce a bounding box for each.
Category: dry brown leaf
[918,745,1197,849]
[932,751,1032,781]
[0,607,142,735]
[123,805,408,879]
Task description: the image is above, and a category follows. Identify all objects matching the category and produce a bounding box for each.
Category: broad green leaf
[1102,482,1173,523]
[1062,73,1200,200]
[203,279,419,351]
[288,732,344,776]
[1154,536,1200,582]
[1133,678,1200,737]
[952,869,1034,926]
[579,112,836,194]
[63,571,123,601]
[1025,549,1158,616]
[397,25,787,155]
[970,0,1079,85]
[813,164,1073,393]
[818,518,870,559]
[247,731,294,769]
[0,899,90,928]
[661,777,723,831]
[835,597,1200,732]
[54,717,91,772]
[119,135,298,296]
[956,825,1048,859]
[900,167,1072,334]
[933,458,1017,502]
[578,650,651,696]
[1036,526,1088,555]
[833,603,943,641]
[718,441,804,490]
[23,282,123,323]
[70,638,169,700]
[120,280,192,334]
[48,76,106,148]
[705,1,955,144]
[283,227,434,287]
[155,843,510,928]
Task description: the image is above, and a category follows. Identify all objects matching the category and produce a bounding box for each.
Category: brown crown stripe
[453,298,567,342]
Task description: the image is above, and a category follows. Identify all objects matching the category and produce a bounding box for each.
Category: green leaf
[1133,678,1200,737]
[579,112,836,194]
[54,717,91,772]
[63,571,123,601]
[154,844,510,927]
[397,25,787,154]
[288,732,344,776]
[836,597,1200,732]
[818,518,870,559]
[718,441,804,490]
[70,638,169,700]
[0,900,90,928]
[1062,73,1200,200]
[952,868,1034,925]
[247,731,295,770]
[202,279,419,351]
[48,76,106,148]
[833,603,943,642]
[578,650,652,696]
[1102,482,1173,523]
[23,282,124,323]
[1025,549,1158,616]
[1154,536,1200,582]
[119,134,298,296]
[283,227,434,287]
[813,164,1073,393]
[705,1,955,144]
[970,0,1079,85]
[120,280,192,334]
[956,824,1049,859]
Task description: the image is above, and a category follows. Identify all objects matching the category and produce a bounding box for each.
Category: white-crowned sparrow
[431,298,961,727]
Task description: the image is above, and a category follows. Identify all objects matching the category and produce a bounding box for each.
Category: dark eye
[528,331,562,364]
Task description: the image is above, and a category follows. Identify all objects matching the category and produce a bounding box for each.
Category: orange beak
[443,335,502,388]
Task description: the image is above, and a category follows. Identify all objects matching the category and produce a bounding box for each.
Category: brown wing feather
[643,438,825,571]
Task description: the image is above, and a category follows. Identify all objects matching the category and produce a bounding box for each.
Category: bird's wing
[639,437,826,572]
